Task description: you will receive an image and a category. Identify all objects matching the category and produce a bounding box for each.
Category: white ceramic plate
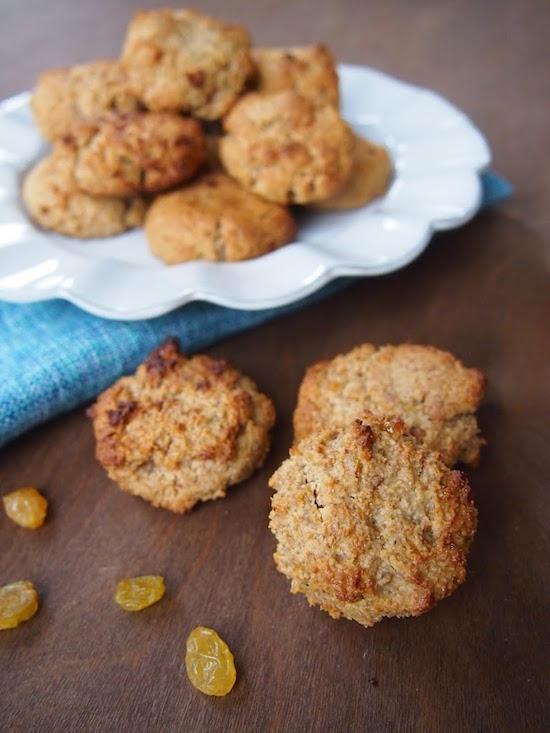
[0,64,491,320]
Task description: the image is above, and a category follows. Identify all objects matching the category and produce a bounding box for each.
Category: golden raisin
[114,575,165,611]
[3,487,48,529]
[185,626,236,696]
[0,581,39,630]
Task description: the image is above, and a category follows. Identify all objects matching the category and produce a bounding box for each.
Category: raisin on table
[0,581,39,630]
[114,575,165,611]
[185,626,237,696]
[3,487,48,529]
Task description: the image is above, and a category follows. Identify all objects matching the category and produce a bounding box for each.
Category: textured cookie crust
[22,153,146,239]
[252,44,339,107]
[219,90,355,204]
[145,172,296,263]
[31,60,141,142]
[88,338,276,513]
[121,8,254,119]
[293,343,486,467]
[59,112,206,197]
[270,416,477,627]
[310,136,392,211]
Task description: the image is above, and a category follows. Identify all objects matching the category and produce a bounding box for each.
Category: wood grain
[0,1,549,731]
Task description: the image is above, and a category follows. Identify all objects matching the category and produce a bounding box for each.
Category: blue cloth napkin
[0,171,512,447]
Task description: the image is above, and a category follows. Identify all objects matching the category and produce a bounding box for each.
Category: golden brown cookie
[293,343,486,467]
[252,44,339,107]
[310,136,392,211]
[121,8,254,119]
[145,171,297,263]
[269,415,477,628]
[219,91,354,204]
[22,152,146,239]
[57,112,206,197]
[31,60,141,142]
[88,338,276,513]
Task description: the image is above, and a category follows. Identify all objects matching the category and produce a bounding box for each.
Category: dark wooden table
[1,1,548,731]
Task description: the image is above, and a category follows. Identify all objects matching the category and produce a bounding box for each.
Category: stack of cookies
[23,8,392,262]
[269,343,485,628]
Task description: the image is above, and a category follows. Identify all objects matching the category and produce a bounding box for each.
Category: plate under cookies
[0,64,490,320]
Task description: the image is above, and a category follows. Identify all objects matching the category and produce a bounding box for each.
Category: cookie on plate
[310,136,392,211]
[252,44,339,107]
[57,112,206,197]
[293,343,486,467]
[88,338,276,513]
[22,152,146,239]
[219,91,354,204]
[145,171,297,263]
[269,415,477,628]
[31,60,141,142]
[121,8,254,119]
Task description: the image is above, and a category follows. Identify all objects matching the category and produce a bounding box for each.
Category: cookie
[57,112,206,197]
[31,60,141,142]
[293,343,486,467]
[219,91,354,204]
[22,152,146,239]
[310,136,392,211]
[88,338,276,513]
[252,44,339,107]
[145,172,297,263]
[269,415,477,628]
[121,8,254,119]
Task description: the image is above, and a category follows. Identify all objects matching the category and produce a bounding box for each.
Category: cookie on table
[310,136,392,211]
[219,90,354,204]
[145,172,297,263]
[57,112,206,197]
[293,343,486,467]
[22,152,146,239]
[269,415,477,628]
[88,338,276,513]
[31,60,141,142]
[121,8,254,119]
[252,44,339,107]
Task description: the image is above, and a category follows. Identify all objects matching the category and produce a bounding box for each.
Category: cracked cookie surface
[269,415,477,627]
[293,343,486,466]
[219,90,354,204]
[22,151,146,238]
[145,171,296,263]
[31,60,141,142]
[121,8,254,119]
[58,112,206,197]
[88,338,276,513]
[252,44,339,107]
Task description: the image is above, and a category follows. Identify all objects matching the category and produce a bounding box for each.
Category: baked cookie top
[145,171,296,263]
[220,90,354,204]
[252,44,339,107]
[22,152,145,239]
[31,60,141,142]
[293,343,486,467]
[57,112,206,197]
[121,8,254,119]
[310,136,392,211]
[269,415,477,628]
[88,338,276,513]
